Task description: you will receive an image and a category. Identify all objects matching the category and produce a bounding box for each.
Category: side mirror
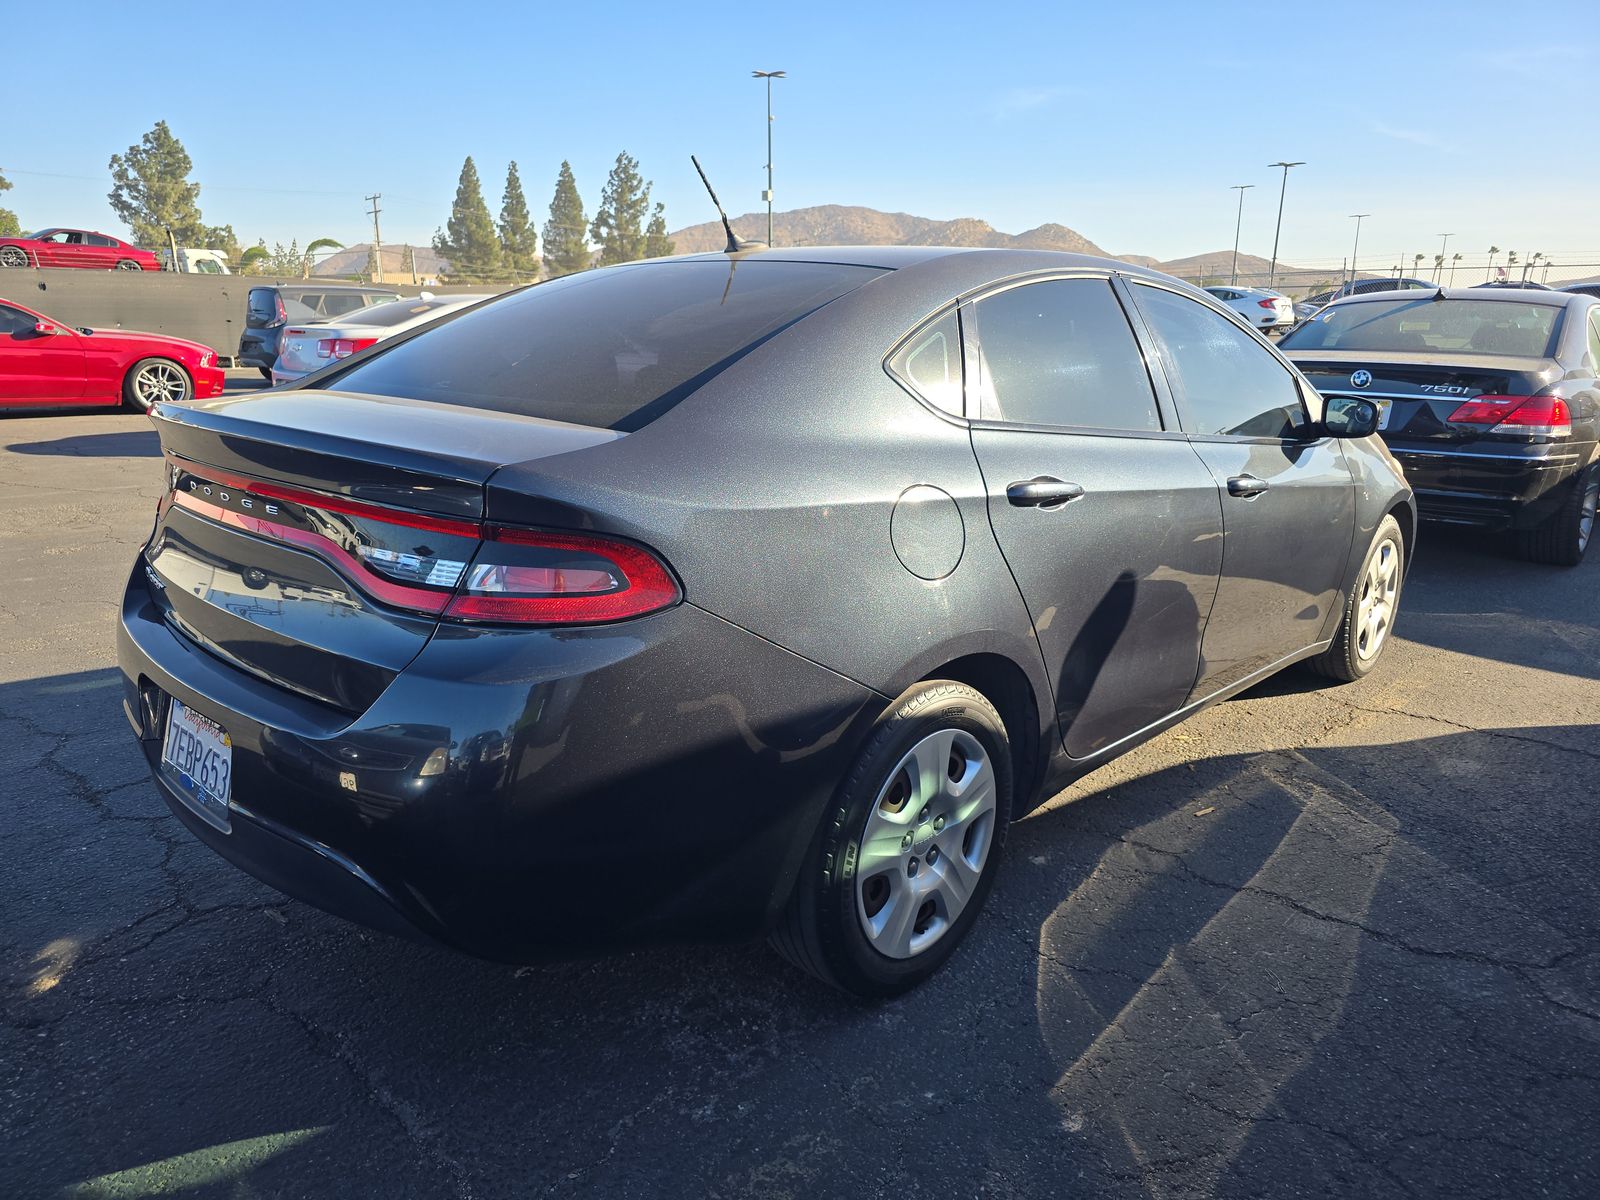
[33,321,59,336]
[1323,394,1380,438]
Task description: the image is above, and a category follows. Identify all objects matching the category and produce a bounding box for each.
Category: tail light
[317,337,378,360]
[268,295,288,328]
[446,530,680,624]
[1257,298,1279,310]
[1447,393,1571,436]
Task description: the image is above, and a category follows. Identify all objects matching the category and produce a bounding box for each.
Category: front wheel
[1309,514,1404,683]
[0,246,29,268]
[123,358,193,412]
[1516,467,1598,567]
[770,681,1012,997]
[115,259,144,271]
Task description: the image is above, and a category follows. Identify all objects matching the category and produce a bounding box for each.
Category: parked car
[1280,287,1600,564]
[119,248,1412,996]
[0,296,224,410]
[271,294,491,385]
[1471,279,1554,290]
[1560,282,1600,301]
[1202,286,1294,332]
[162,247,232,275]
[237,284,401,378]
[1293,277,1435,321]
[0,228,163,272]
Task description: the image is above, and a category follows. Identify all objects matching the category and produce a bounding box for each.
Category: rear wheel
[0,246,28,268]
[770,681,1011,997]
[115,259,144,271]
[1309,515,1403,683]
[1516,467,1598,567]
[123,358,193,412]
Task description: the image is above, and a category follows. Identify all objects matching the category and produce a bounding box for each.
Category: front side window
[888,309,963,415]
[0,305,36,335]
[1132,283,1307,438]
[971,278,1162,432]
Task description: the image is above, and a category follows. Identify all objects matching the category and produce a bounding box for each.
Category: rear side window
[888,309,963,415]
[328,260,882,431]
[971,277,1162,432]
[1133,284,1307,438]
[346,298,466,328]
[321,294,371,317]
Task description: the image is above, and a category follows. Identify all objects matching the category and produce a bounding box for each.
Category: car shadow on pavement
[4,429,160,458]
[3,661,1596,1198]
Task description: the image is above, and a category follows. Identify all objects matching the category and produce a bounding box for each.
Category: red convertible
[0,228,163,272]
[0,297,225,411]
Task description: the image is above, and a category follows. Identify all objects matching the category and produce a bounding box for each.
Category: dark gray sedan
[118,248,1413,996]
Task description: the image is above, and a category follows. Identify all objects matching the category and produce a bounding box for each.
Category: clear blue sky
[6,0,1595,269]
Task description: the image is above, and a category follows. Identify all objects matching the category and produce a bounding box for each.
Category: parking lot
[2,394,1597,1198]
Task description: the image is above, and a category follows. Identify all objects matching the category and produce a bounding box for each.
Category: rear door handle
[1006,477,1085,508]
[1227,474,1270,499]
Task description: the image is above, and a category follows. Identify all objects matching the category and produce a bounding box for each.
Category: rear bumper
[117,564,879,960]
[235,333,277,369]
[1387,442,1589,530]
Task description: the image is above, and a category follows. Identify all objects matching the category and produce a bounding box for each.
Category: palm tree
[1450,252,1462,286]
[1413,253,1426,275]
[1486,245,1500,282]
[303,237,343,278]
[238,244,271,275]
[1433,253,1446,282]
[1525,251,1543,282]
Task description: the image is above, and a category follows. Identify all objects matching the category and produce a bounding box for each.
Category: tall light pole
[1436,232,1453,282]
[1228,184,1253,285]
[1347,213,1369,286]
[752,70,785,246]
[1266,161,1304,287]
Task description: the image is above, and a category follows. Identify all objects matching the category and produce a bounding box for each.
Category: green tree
[0,166,19,237]
[433,156,502,282]
[643,202,673,258]
[589,152,652,266]
[542,160,590,278]
[107,121,230,250]
[239,239,303,277]
[498,161,539,280]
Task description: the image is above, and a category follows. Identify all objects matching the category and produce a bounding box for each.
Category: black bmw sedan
[1281,287,1600,564]
[119,248,1413,995]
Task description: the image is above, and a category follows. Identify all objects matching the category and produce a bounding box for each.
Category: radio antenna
[691,155,767,254]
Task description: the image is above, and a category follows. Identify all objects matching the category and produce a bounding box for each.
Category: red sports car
[0,297,225,411]
[0,228,163,272]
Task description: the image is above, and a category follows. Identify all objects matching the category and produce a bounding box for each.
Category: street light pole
[752,70,786,246]
[1348,213,1369,287]
[1266,161,1304,287]
[1229,184,1253,286]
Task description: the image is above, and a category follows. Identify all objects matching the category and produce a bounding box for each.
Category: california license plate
[162,699,233,830]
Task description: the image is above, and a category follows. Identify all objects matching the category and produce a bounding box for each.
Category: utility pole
[1266,161,1305,287]
[1348,214,1369,287]
[752,70,785,246]
[1228,184,1254,286]
[365,193,383,283]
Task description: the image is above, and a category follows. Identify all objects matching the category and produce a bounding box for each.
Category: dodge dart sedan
[118,248,1413,996]
[1281,287,1600,564]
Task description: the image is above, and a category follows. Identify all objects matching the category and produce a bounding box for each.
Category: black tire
[770,681,1012,997]
[115,259,143,271]
[1309,514,1404,683]
[258,366,273,381]
[122,357,193,412]
[1516,467,1598,567]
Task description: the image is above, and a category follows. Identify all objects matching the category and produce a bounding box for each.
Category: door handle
[1006,477,1085,508]
[1227,474,1270,499]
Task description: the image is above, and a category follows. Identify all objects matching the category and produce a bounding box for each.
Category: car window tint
[972,278,1161,432]
[321,295,370,317]
[0,305,35,335]
[86,234,117,247]
[1280,297,1560,358]
[247,289,277,315]
[328,260,882,431]
[888,309,963,415]
[1132,283,1306,438]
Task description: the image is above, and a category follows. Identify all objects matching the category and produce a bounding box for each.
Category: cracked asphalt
[2,399,1597,1198]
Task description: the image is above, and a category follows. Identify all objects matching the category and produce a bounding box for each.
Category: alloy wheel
[0,247,27,268]
[1356,536,1400,661]
[855,728,997,959]
[116,260,144,271]
[133,362,187,408]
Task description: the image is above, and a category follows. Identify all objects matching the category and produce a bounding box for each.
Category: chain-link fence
[1176,260,1600,298]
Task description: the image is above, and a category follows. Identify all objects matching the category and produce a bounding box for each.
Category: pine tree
[643,202,673,258]
[498,161,539,280]
[0,166,19,237]
[589,152,652,266]
[107,122,216,249]
[433,156,503,282]
[542,161,590,278]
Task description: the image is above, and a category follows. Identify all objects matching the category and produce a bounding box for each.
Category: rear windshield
[1280,297,1561,358]
[344,297,472,328]
[325,260,883,431]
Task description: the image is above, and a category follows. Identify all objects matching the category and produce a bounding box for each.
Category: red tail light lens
[317,337,378,360]
[1257,298,1279,309]
[1447,394,1571,432]
[445,530,680,624]
[269,296,287,328]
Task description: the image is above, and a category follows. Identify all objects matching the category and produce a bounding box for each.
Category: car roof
[255,283,399,294]
[662,244,1186,286]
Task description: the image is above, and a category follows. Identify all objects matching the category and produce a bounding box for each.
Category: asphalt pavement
[1,399,1596,1199]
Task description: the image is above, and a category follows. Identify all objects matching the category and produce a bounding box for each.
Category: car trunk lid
[143,390,623,711]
